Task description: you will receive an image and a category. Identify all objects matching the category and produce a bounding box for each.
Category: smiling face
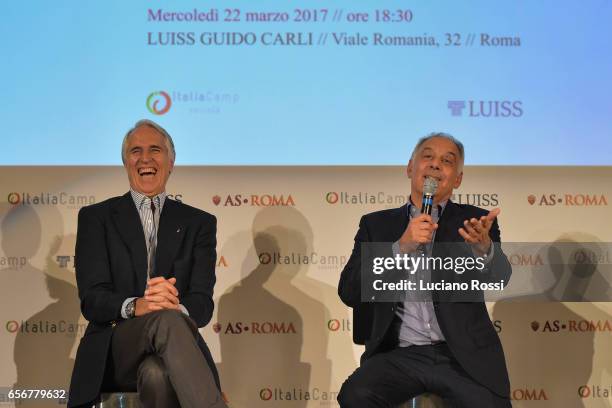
[407,136,463,205]
[124,125,174,197]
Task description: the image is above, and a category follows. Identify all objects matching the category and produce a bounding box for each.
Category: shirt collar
[407,197,447,219]
[130,189,167,212]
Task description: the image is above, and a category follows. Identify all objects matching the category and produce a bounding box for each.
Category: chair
[94,391,229,407]
[398,393,444,407]
[95,393,140,408]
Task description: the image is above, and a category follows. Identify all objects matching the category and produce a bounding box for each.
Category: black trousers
[338,343,512,408]
[102,309,227,408]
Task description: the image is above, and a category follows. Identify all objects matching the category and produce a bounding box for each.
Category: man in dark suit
[68,120,227,408]
[337,133,512,407]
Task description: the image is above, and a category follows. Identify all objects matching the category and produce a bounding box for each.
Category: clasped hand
[135,277,180,316]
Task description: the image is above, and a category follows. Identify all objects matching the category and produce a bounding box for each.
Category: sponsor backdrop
[1,165,611,407]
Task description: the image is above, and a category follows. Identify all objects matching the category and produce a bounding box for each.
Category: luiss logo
[447,100,523,117]
[450,193,499,207]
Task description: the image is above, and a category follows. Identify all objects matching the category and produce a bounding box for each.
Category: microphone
[421,177,438,215]
[417,177,438,255]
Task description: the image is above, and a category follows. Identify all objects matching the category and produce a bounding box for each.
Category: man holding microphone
[338,133,512,407]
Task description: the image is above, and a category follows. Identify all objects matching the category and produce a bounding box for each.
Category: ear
[169,160,175,174]
[453,171,463,189]
[407,159,413,179]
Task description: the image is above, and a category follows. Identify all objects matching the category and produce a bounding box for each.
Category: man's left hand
[458,208,500,256]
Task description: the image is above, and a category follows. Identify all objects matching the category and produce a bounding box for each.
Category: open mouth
[138,167,157,177]
[424,174,441,182]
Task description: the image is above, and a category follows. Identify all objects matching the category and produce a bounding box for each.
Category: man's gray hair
[121,119,176,164]
[411,132,464,166]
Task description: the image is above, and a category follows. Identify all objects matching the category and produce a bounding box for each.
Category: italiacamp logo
[579,385,612,399]
[258,251,347,268]
[5,320,86,335]
[327,319,351,332]
[7,192,95,208]
[146,91,172,115]
[325,191,408,206]
[146,89,239,115]
[259,387,339,402]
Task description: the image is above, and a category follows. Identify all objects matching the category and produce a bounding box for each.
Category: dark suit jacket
[68,192,220,407]
[338,201,512,398]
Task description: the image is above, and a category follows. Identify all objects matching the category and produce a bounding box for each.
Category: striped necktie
[142,196,157,278]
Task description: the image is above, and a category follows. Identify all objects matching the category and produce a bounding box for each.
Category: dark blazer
[338,201,512,398]
[68,192,220,407]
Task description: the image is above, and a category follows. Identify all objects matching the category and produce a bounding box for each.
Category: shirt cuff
[392,240,400,256]
[393,240,420,257]
[121,297,138,319]
[473,243,495,267]
[179,304,190,316]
